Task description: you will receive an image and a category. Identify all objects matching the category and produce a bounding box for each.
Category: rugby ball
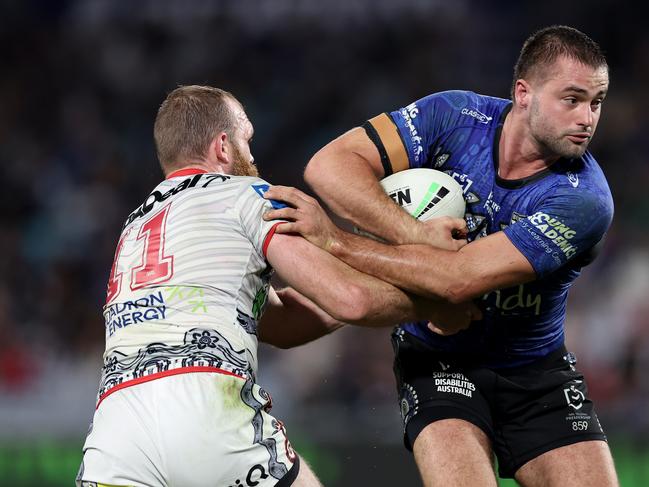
[354,168,465,239]
[381,168,465,220]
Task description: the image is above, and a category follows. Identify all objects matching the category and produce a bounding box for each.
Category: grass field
[2,437,647,486]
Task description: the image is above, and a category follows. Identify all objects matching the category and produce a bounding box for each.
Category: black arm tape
[362,119,393,177]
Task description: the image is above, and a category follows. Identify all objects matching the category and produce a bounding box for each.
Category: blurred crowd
[1,0,648,451]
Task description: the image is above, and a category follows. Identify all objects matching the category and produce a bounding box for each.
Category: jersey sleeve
[503,187,614,278]
[234,178,288,259]
[363,91,465,175]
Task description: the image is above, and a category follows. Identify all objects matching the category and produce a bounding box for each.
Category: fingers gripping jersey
[99,170,283,404]
[366,91,614,367]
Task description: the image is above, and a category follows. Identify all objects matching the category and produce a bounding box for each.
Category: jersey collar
[166,168,208,179]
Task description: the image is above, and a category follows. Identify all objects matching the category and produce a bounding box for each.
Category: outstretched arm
[258,287,345,349]
[265,231,482,328]
[264,186,535,303]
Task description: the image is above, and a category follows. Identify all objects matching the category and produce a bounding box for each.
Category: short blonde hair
[154,85,239,170]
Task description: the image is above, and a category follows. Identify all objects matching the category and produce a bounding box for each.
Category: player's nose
[577,103,594,128]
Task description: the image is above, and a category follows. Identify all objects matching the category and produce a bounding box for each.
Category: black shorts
[392,328,607,478]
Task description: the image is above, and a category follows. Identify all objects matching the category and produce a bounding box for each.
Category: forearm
[341,268,438,327]
[267,233,434,327]
[341,273,482,332]
[327,230,537,303]
[329,230,465,301]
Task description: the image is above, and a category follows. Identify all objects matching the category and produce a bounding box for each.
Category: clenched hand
[426,300,483,336]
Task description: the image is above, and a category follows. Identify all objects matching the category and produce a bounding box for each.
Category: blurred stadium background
[1,1,648,485]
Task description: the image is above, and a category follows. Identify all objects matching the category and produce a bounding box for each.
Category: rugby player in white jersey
[76,85,480,487]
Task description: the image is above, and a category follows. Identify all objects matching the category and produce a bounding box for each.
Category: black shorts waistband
[396,330,570,372]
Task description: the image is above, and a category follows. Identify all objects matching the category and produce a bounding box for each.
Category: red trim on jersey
[263,222,286,258]
[166,168,208,179]
[96,366,246,409]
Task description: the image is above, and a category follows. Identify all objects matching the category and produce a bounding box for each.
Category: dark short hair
[154,85,239,170]
[511,26,608,98]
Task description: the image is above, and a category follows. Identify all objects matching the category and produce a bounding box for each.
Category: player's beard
[529,97,590,160]
[231,143,259,177]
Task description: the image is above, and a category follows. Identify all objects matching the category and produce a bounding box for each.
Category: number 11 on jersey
[106,205,175,304]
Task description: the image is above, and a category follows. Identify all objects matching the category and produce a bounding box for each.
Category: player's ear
[514,79,531,109]
[208,132,233,168]
[204,132,233,174]
[209,132,227,160]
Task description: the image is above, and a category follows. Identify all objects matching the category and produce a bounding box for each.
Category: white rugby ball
[353,168,465,239]
[381,168,465,221]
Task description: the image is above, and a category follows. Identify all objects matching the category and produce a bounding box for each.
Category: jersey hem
[96,365,247,409]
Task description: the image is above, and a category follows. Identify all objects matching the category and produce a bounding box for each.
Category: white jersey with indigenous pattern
[98,169,282,405]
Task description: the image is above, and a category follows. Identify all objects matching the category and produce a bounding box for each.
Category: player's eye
[563,97,578,105]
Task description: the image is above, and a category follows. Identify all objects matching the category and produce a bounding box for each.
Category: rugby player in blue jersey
[264,26,618,486]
